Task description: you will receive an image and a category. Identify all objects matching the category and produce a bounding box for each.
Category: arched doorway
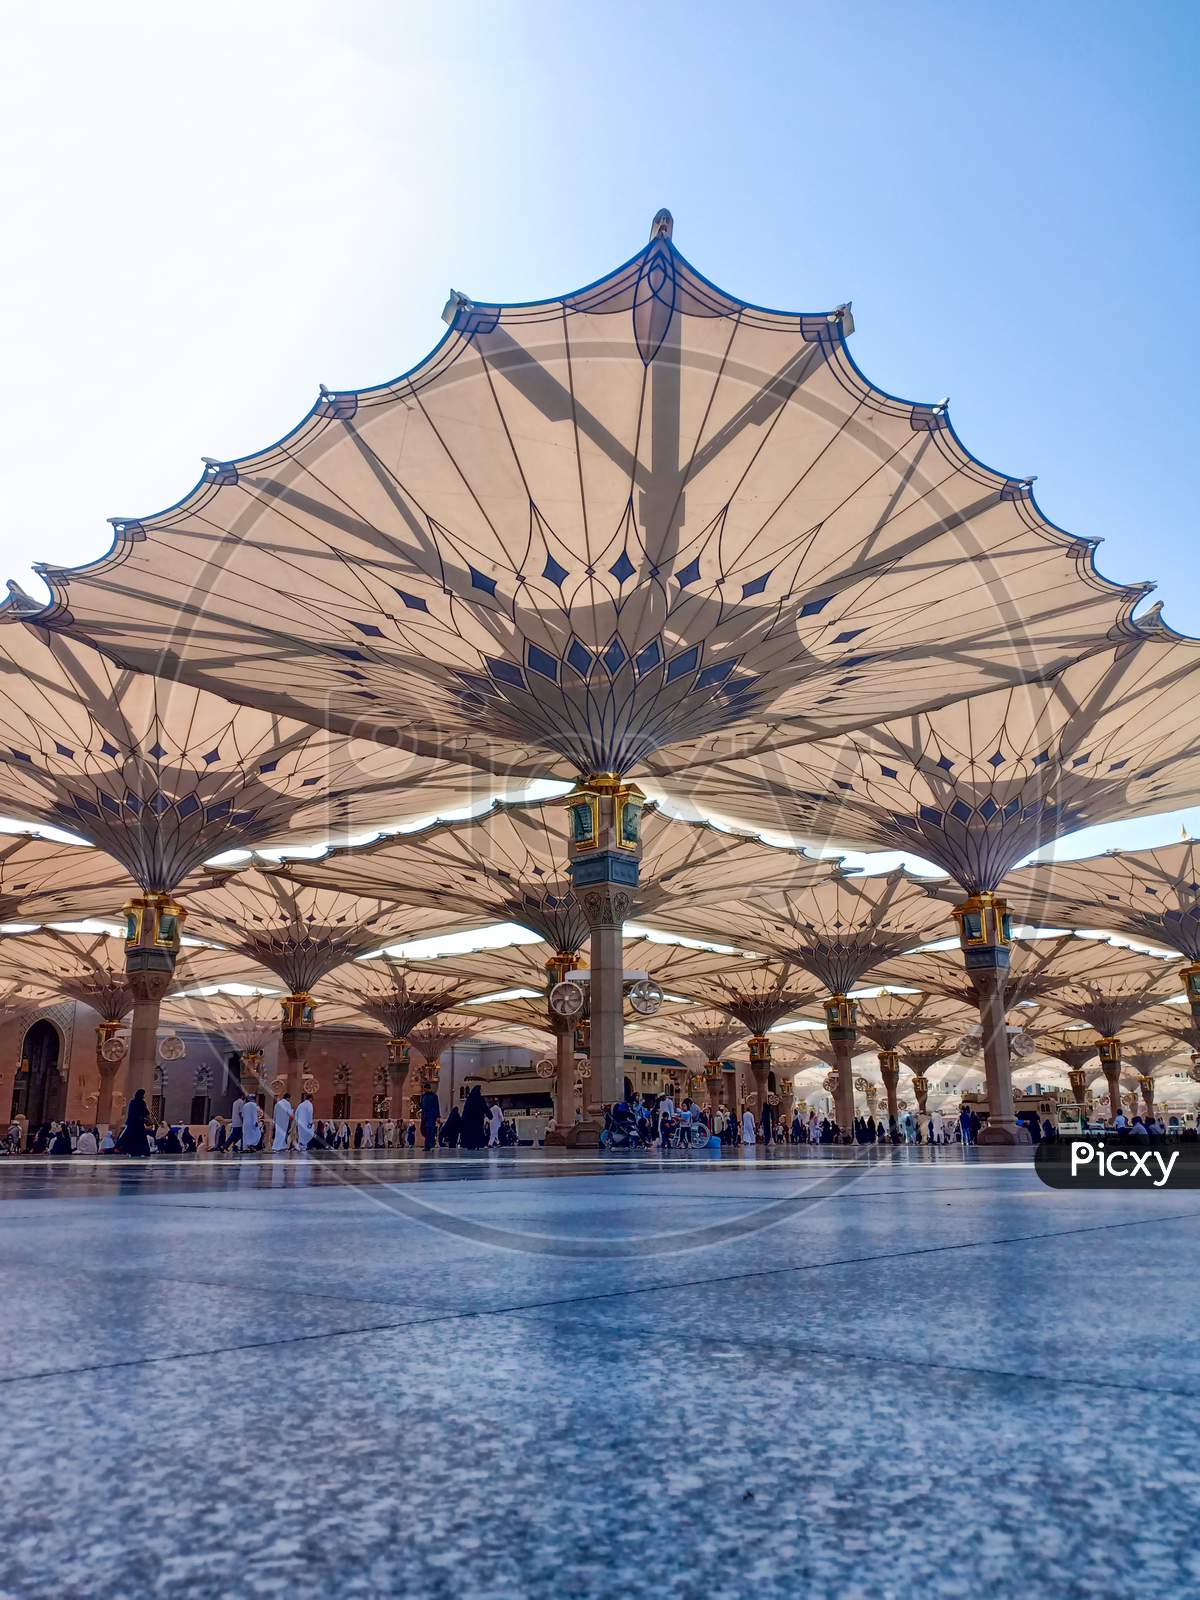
[11,1020,66,1126]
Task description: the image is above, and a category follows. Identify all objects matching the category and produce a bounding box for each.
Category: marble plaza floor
[0,1147,1196,1599]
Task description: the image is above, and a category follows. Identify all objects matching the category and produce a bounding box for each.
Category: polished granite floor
[0,1146,1196,1599]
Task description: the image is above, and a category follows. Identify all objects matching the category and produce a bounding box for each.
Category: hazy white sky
[1,0,1198,876]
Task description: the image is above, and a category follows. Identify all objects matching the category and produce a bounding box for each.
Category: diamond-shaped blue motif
[696,660,735,691]
[202,748,220,766]
[542,554,568,586]
[979,797,1000,820]
[950,799,973,824]
[526,644,558,682]
[835,628,865,643]
[395,589,429,612]
[54,743,73,759]
[665,646,699,684]
[603,639,627,674]
[609,551,636,584]
[101,741,119,758]
[675,557,702,588]
[177,794,201,819]
[879,765,898,779]
[354,621,384,637]
[566,641,592,678]
[259,760,278,774]
[988,751,1005,767]
[741,571,771,599]
[634,642,662,676]
[468,566,497,597]
[918,805,944,827]
[800,595,832,617]
[148,743,167,760]
[485,656,525,689]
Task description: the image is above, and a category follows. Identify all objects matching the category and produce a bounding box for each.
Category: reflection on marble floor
[0,1149,1195,1599]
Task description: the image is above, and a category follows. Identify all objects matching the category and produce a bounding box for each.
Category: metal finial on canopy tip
[441,289,474,326]
[5,578,40,614]
[649,209,674,240]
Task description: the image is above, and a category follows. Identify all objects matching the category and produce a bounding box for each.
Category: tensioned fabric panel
[30,223,1152,782]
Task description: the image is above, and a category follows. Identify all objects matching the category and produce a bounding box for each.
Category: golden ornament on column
[1181,961,1200,1023]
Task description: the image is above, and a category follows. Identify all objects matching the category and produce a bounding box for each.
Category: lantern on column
[950,892,1013,968]
[823,995,858,1036]
[124,894,185,955]
[281,994,316,1030]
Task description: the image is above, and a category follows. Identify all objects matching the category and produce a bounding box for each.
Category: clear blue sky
[1,0,1197,859]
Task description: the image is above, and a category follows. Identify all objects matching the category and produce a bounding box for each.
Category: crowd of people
[5,1083,1194,1158]
[2,1081,522,1158]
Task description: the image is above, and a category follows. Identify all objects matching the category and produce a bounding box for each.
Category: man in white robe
[294,1095,314,1152]
[272,1095,293,1152]
[241,1098,262,1152]
[488,1103,503,1147]
[741,1107,758,1146]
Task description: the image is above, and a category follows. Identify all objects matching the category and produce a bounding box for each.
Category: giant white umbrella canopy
[428,932,758,1134]
[278,795,835,959]
[176,868,473,1104]
[650,634,1200,1140]
[0,928,271,1125]
[1001,841,1200,1039]
[0,619,497,891]
[1022,952,1185,1114]
[24,212,1157,1113]
[0,618,499,1103]
[318,958,498,1114]
[647,632,1200,892]
[835,988,974,1125]
[672,958,827,1119]
[0,832,138,924]
[649,868,953,1130]
[27,212,1150,773]
[876,933,1161,1010]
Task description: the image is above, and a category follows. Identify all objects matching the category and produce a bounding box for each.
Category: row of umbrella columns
[564,774,645,1139]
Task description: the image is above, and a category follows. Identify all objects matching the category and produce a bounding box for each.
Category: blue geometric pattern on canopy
[24,213,1168,791]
